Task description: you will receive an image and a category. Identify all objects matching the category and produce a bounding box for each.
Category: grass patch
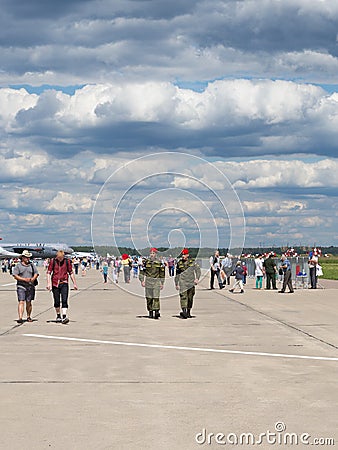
[320,258,338,280]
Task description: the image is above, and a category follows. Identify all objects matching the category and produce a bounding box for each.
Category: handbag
[316,265,323,277]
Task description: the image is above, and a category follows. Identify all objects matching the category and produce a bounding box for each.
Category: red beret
[150,248,158,253]
[182,248,189,255]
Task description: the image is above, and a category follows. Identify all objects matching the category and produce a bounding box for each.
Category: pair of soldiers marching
[139,247,201,319]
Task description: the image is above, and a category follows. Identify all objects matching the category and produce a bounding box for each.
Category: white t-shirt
[308,255,318,269]
[254,258,264,276]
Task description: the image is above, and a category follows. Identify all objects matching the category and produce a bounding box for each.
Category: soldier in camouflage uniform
[139,248,165,319]
[175,248,201,319]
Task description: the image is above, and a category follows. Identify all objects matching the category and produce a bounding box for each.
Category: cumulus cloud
[1,0,338,246]
[1,0,338,86]
[0,88,37,127]
[242,200,307,215]
[1,149,336,238]
[0,151,48,180]
[1,79,338,158]
[46,191,94,213]
[229,159,338,189]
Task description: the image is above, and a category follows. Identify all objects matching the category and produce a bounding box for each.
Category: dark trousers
[309,267,317,289]
[52,283,69,308]
[210,268,222,289]
[282,270,293,292]
[266,272,277,289]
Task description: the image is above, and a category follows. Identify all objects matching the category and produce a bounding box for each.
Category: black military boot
[148,310,154,319]
[186,309,192,318]
[180,308,188,319]
[154,310,160,319]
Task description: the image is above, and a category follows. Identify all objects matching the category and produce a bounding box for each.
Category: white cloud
[222,159,338,189]
[1,1,338,246]
[0,89,38,128]
[46,191,94,213]
[242,200,307,215]
[2,79,338,161]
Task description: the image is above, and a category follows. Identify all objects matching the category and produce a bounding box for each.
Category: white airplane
[0,243,74,259]
[0,246,21,259]
[72,251,98,259]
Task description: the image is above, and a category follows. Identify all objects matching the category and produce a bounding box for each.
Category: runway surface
[1,268,337,449]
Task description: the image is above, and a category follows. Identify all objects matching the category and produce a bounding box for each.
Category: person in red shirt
[46,250,78,324]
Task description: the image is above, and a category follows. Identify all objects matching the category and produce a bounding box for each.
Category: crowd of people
[2,249,201,323]
[1,247,324,324]
[94,253,181,285]
[208,248,323,294]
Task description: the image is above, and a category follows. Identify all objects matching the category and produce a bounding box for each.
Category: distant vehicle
[0,243,74,259]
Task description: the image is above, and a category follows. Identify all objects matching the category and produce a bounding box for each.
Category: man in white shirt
[221,253,233,286]
[209,250,224,290]
[308,252,318,289]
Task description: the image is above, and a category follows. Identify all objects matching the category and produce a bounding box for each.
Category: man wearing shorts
[46,250,78,324]
[12,250,39,324]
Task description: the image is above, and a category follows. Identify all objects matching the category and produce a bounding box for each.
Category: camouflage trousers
[179,286,195,309]
[145,285,161,311]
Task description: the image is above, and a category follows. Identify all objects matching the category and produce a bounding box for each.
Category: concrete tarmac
[0,268,337,449]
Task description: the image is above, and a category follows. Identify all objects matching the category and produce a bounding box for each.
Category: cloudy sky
[1,0,338,251]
